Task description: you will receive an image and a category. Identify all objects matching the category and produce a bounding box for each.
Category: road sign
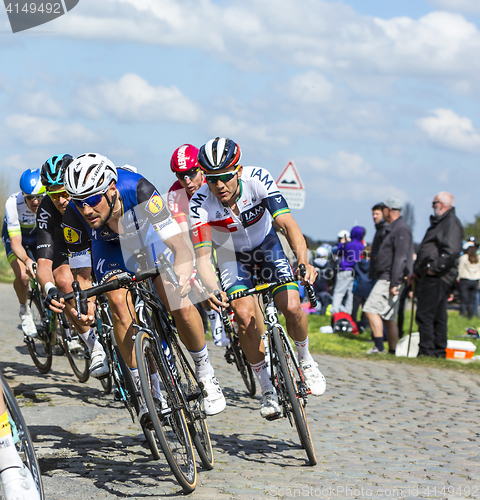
[276,161,305,209]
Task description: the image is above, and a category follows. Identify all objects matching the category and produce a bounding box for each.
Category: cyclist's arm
[9,235,35,277]
[162,231,194,297]
[274,212,317,285]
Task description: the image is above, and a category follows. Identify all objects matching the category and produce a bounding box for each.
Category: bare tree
[403,202,415,233]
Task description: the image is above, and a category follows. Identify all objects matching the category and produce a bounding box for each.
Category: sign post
[276,161,305,210]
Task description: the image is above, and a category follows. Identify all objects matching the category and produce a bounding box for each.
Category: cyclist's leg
[2,222,29,306]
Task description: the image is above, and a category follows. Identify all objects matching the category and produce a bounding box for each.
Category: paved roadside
[1,283,480,499]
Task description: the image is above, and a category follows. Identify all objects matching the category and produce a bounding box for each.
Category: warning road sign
[276,161,305,209]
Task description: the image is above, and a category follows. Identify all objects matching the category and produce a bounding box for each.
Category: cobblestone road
[1,283,480,499]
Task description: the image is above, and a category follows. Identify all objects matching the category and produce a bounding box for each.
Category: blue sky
[1,0,480,243]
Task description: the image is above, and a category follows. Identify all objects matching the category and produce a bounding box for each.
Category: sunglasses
[176,168,199,181]
[24,194,44,202]
[205,166,240,184]
[432,201,441,207]
[47,188,69,201]
[72,193,104,209]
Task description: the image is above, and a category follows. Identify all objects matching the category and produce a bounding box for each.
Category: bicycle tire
[271,326,317,466]
[26,293,52,374]
[169,334,214,470]
[135,330,197,492]
[61,322,90,383]
[114,345,160,461]
[232,340,256,397]
[1,373,44,499]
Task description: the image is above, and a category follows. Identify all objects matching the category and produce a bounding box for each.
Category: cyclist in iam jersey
[190,137,326,418]
[36,154,109,378]
[61,153,225,422]
[2,169,45,338]
[168,144,228,347]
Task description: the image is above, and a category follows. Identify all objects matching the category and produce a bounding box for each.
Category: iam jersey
[62,169,179,278]
[189,166,290,253]
[4,191,37,240]
[168,178,207,227]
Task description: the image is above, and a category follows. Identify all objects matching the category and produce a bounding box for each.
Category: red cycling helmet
[170,144,199,173]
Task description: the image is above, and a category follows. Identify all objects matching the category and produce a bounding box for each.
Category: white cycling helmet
[337,229,350,240]
[64,153,117,199]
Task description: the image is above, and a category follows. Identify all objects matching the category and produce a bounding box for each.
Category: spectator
[457,243,480,319]
[369,202,389,281]
[364,197,413,354]
[331,226,364,315]
[352,246,373,332]
[312,246,334,315]
[410,192,463,358]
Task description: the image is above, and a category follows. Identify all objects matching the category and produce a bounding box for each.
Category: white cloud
[285,71,334,104]
[416,108,480,153]
[429,0,480,13]
[18,91,66,118]
[299,151,406,203]
[4,115,98,146]
[77,73,199,123]
[52,1,480,83]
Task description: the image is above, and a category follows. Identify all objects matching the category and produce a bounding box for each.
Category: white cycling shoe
[1,465,40,500]
[300,360,326,396]
[198,375,226,416]
[260,388,281,419]
[89,347,109,379]
[20,313,37,339]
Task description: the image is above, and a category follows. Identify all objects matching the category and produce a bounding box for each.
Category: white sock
[151,372,162,400]
[294,338,314,364]
[0,435,23,473]
[78,328,97,352]
[250,359,273,394]
[188,344,214,379]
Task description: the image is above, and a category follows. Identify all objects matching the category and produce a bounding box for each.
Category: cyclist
[61,153,225,418]
[36,154,109,378]
[2,169,45,338]
[168,144,228,347]
[190,137,326,418]
[0,381,39,499]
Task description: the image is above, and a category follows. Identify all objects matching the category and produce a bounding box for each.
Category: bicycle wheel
[169,334,214,470]
[114,345,160,461]
[61,322,90,383]
[25,294,52,374]
[135,330,197,492]
[232,339,256,397]
[271,326,317,466]
[1,374,44,499]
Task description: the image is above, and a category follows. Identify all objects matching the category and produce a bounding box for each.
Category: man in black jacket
[410,192,463,358]
[369,202,389,281]
[364,197,414,354]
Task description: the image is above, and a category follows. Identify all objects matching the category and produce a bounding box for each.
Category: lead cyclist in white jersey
[190,137,326,419]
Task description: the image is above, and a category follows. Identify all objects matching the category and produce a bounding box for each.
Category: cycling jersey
[168,178,206,227]
[36,195,69,270]
[189,166,296,296]
[2,192,38,262]
[4,192,37,239]
[189,166,290,252]
[62,168,180,281]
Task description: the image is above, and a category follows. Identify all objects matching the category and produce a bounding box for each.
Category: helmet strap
[103,191,118,223]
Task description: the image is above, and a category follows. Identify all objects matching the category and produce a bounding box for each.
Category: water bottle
[161,340,177,378]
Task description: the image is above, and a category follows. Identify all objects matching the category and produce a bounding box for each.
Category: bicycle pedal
[265,411,282,421]
[225,349,235,364]
[113,390,122,401]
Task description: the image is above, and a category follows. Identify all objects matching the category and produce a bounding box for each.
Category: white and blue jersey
[62,168,180,282]
[189,166,296,296]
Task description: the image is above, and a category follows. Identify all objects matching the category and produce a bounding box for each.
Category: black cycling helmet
[40,154,73,188]
[197,137,241,172]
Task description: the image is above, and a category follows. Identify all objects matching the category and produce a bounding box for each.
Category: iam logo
[3,0,80,33]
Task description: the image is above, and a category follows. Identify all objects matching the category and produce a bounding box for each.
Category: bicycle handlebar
[298,264,317,308]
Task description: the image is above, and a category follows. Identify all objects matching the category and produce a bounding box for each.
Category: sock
[78,328,97,352]
[206,310,229,346]
[294,338,314,364]
[374,337,385,351]
[19,303,28,316]
[150,372,161,400]
[250,359,273,394]
[0,411,22,473]
[188,344,214,379]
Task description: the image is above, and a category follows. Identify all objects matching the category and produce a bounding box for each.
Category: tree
[403,202,415,233]
[464,214,480,242]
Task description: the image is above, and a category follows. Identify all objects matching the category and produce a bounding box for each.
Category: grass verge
[0,244,13,283]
